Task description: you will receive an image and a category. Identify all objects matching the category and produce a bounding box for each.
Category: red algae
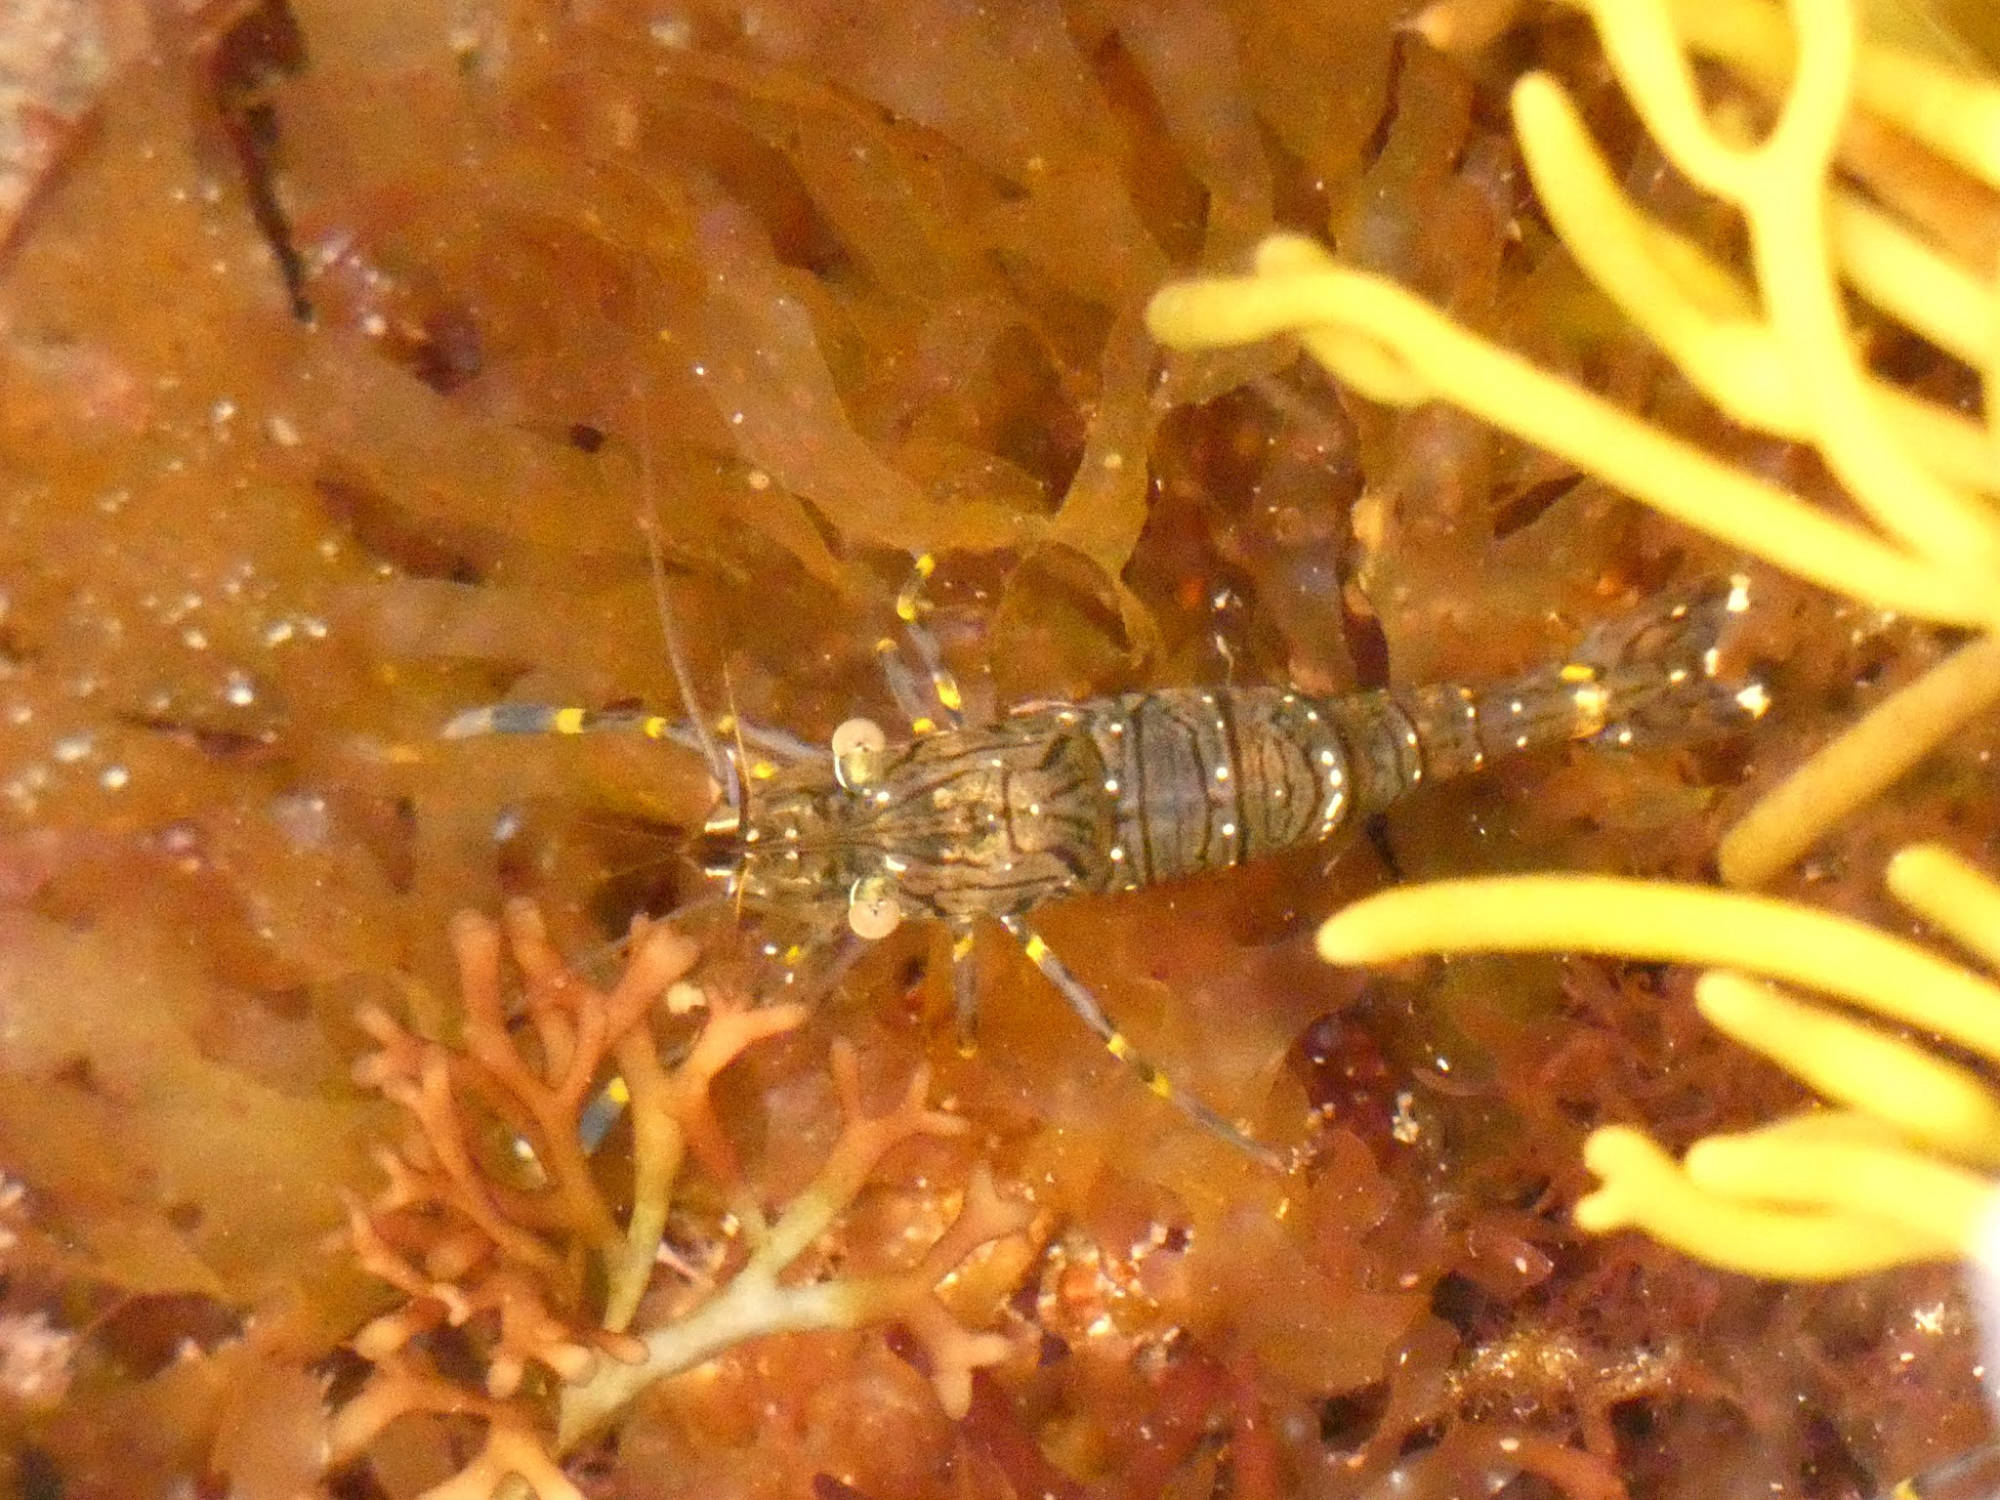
[0,1,1989,1497]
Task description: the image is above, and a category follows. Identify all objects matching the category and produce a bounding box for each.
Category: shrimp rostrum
[449,575,1764,1170]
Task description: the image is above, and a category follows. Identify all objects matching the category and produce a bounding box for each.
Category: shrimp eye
[831,717,887,791]
[846,874,902,940]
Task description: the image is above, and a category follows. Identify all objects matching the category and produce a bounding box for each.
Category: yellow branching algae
[1319,846,2000,1284]
[1151,0,2000,1484]
[1151,0,2000,888]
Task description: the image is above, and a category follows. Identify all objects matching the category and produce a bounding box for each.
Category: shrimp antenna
[634,405,741,828]
[722,661,752,923]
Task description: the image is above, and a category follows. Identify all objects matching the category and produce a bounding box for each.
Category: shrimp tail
[1572,573,1767,749]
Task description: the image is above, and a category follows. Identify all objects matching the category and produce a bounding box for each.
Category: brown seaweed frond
[0,1175,75,1410]
[334,902,1030,1499]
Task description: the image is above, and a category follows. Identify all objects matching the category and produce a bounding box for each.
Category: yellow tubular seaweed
[1600,0,2000,576]
[1513,75,2000,495]
[1828,190,1997,372]
[1717,633,2000,887]
[1886,843,2000,973]
[1152,0,2000,888]
[1693,972,2000,1164]
[1575,1126,1952,1276]
[1148,255,1993,624]
[1591,0,2000,575]
[1316,874,2000,1059]
[1681,1133,1994,1251]
[1607,0,2000,186]
[1840,25,2000,185]
[1313,853,2000,1278]
[1873,385,2000,498]
[1156,0,2000,1286]
[1725,1106,1905,1150]
[1509,74,1803,436]
[1574,0,1777,203]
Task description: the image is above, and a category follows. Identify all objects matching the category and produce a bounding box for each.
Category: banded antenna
[439,390,748,847]
[635,484,741,836]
